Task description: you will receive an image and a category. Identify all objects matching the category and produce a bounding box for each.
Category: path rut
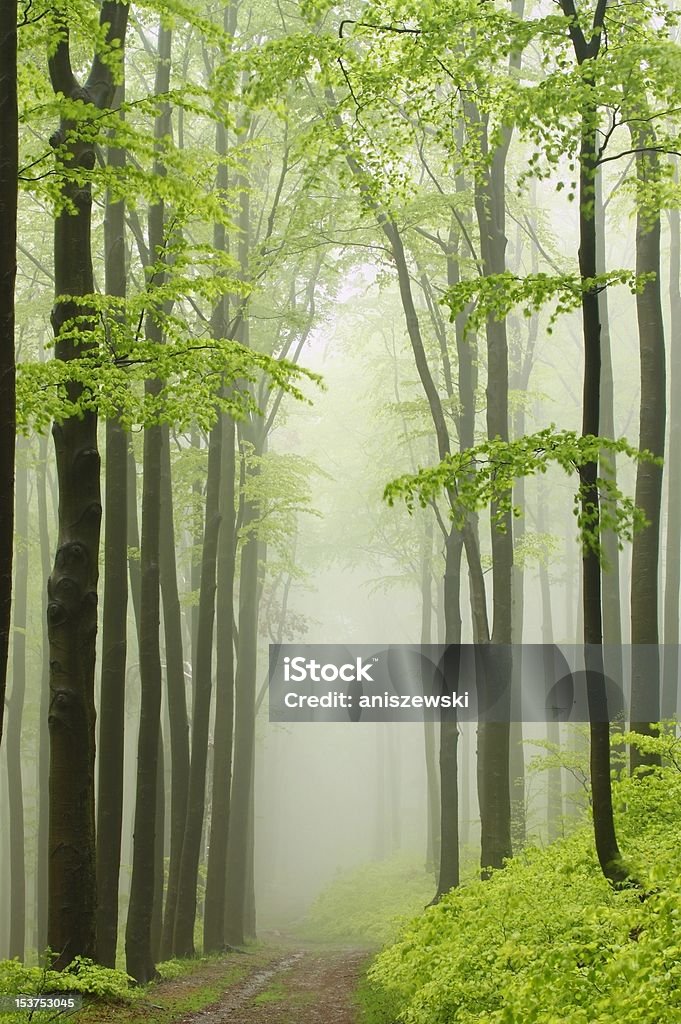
[176,948,368,1024]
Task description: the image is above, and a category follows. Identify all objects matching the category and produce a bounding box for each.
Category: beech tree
[0,0,17,749]
[46,1,130,967]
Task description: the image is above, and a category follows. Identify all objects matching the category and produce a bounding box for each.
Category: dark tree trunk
[204,412,236,952]
[580,145,624,881]
[595,170,623,702]
[159,426,190,959]
[152,734,165,962]
[173,419,223,957]
[630,135,665,771]
[663,182,681,718]
[125,24,170,983]
[509,309,534,850]
[557,0,629,888]
[224,426,261,947]
[538,477,562,842]
[8,440,27,960]
[437,531,463,895]
[125,408,163,983]
[0,0,17,750]
[420,519,440,876]
[244,771,257,941]
[471,146,513,874]
[579,119,627,885]
[96,91,128,968]
[46,4,129,968]
[36,434,51,956]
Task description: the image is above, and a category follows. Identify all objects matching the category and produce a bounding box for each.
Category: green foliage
[442,270,654,336]
[363,745,681,1024]
[0,956,135,1022]
[239,450,326,551]
[384,427,659,559]
[297,854,435,947]
[17,324,321,434]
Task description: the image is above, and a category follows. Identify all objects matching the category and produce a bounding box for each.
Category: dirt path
[175,948,369,1024]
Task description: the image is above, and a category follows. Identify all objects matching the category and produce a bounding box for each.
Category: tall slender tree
[158,428,190,959]
[96,83,129,969]
[663,174,681,717]
[630,132,666,771]
[46,2,129,967]
[7,439,27,960]
[557,0,628,885]
[0,0,17,749]
[173,419,222,955]
[126,23,171,984]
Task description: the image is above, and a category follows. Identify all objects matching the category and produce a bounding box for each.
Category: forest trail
[76,945,370,1024]
[175,947,368,1024]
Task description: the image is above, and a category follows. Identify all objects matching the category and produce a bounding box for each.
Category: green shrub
[364,734,681,1024]
[0,957,134,1002]
[0,956,136,1023]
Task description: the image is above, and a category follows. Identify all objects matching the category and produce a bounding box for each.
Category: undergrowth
[361,729,681,1024]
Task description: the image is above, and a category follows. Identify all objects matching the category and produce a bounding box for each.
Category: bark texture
[558,0,628,884]
[8,441,27,960]
[96,90,129,967]
[173,420,222,956]
[0,0,17,750]
[125,23,171,984]
[47,4,129,967]
[630,136,665,771]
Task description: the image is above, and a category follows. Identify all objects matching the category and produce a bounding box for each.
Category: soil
[174,947,369,1024]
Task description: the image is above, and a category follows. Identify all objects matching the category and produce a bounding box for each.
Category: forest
[1,0,681,1021]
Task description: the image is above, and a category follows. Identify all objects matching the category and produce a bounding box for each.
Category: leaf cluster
[384,427,659,559]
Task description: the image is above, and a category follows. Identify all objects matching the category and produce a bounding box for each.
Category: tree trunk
[36,434,51,956]
[125,407,163,983]
[127,445,142,634]
[125,24,170,982]
[0,0,17,750]
[595,169,624,710]
[420,519,440,876]
[173,420,222,956]
[158,431,190,955]
[96,91,128,968]
[7,439,27,960]
[538,477,562,842]
[436,530,463,896]
[630,135,665,771]
[556,1,629,887]
[47,4,129,967]
[152,734,165,962]
[159,427,191,959]
[204,414,236,951]
[224,427,261,947]
[472,147,513,874]
[663,178,681,718]
[578,118,627,886]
